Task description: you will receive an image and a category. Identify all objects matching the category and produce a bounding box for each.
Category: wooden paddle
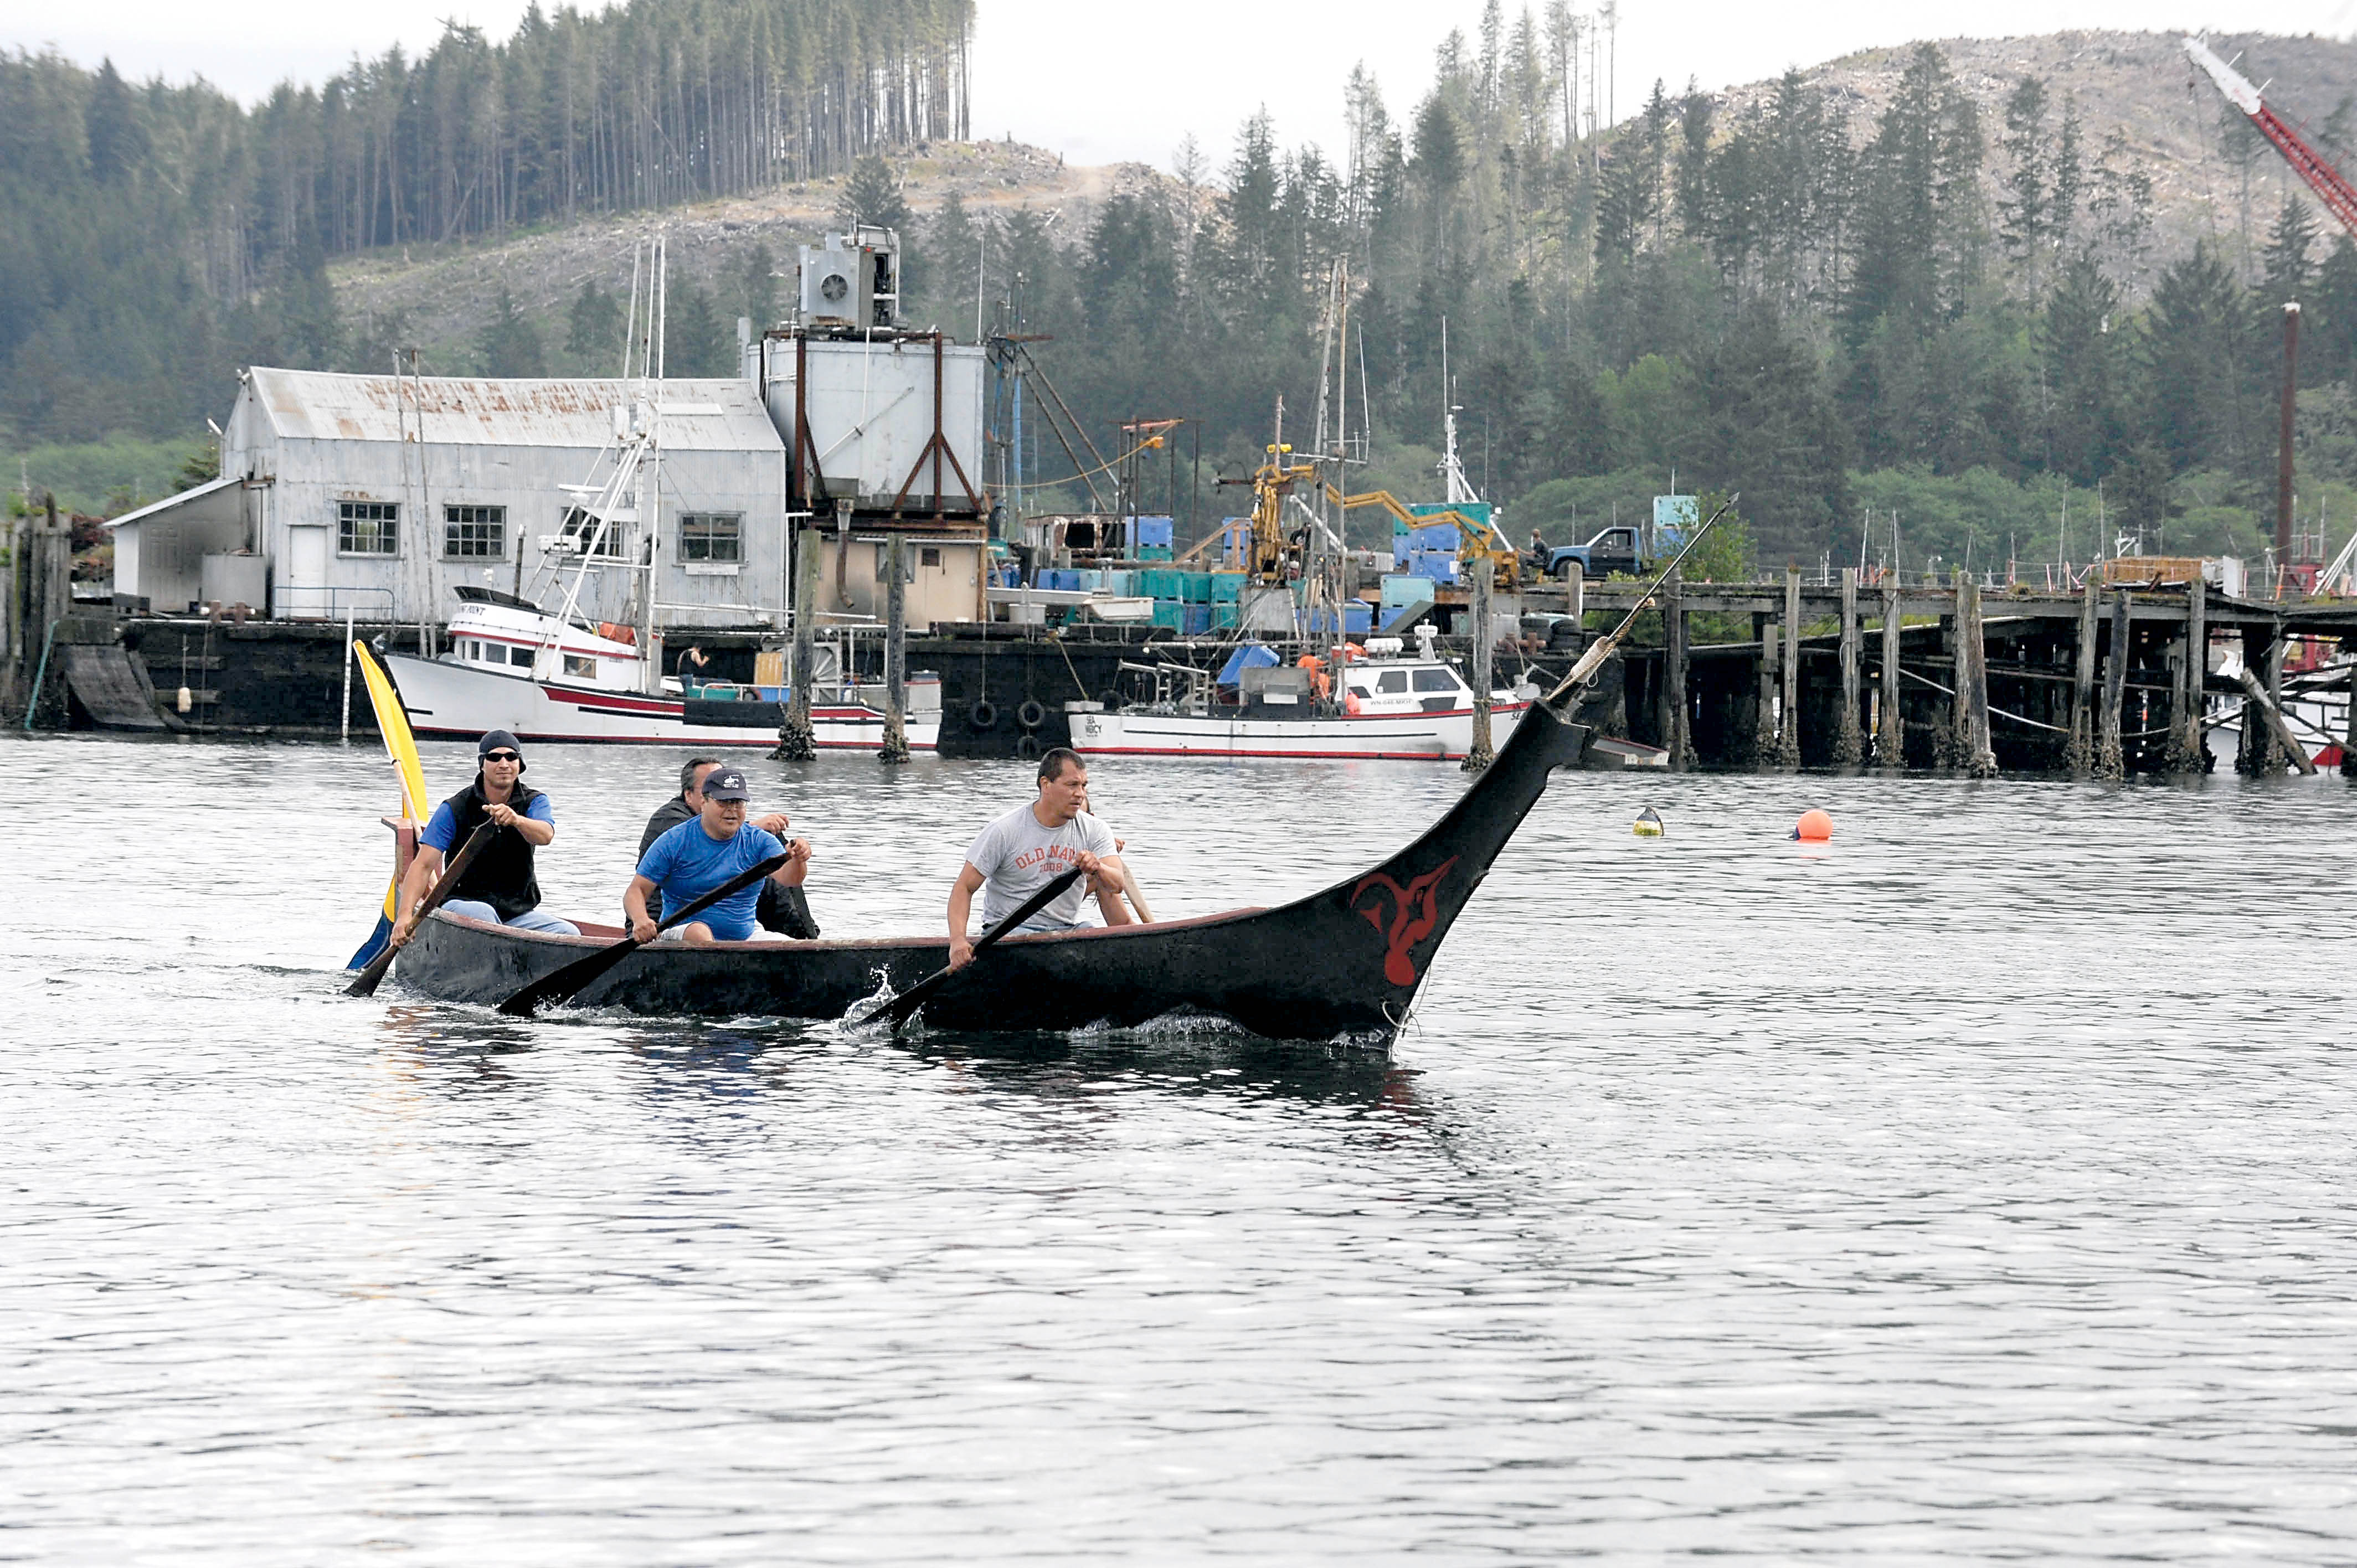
[495,852,791,1018]
[862,865,1087,1034]
[346,819,501,998]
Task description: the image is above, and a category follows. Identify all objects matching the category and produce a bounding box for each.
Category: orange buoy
[1793,808,1833,842]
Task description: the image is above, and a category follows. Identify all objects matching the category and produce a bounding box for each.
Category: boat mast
[639,231,666,693]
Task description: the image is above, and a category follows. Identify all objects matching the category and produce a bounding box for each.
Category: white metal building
[110,368,791,627]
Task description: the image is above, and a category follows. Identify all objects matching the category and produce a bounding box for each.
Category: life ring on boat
[970,699,999,730]
[1014,734,1042,761]
[1017,699,1047,730]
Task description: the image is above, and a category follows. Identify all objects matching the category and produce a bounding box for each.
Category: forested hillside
[0,0,969,439]
[7,5,2357,573]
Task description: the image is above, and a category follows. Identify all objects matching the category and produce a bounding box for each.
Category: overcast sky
[6,0,2356,171]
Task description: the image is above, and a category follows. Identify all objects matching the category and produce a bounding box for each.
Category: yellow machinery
[1322,484,1524,583]
[1211,443,1320,583]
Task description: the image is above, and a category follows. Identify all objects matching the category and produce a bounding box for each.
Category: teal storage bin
[1140,568,1182,600]
[1179,572,1213,604]
[1212,602,1240,629]
[1138,545,1174,561]
[1151,600,1186,630]
[1210,571,1246,603]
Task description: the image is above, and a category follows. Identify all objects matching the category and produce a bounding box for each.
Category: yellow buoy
[1633,807,1665,837]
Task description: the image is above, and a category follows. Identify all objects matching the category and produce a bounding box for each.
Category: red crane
[2184,37,2341,576]
[2185,35,2357,238]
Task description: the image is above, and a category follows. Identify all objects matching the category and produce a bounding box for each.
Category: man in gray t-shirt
[947,747,1136,968]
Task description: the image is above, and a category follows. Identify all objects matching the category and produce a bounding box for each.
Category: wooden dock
[1519,567,2357,777]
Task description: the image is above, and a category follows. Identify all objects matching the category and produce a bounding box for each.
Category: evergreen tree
[732,243,780,333]
[1998,76,2050,277]
[82,59,147,185]
[2144,242,2254,476]
[1697,302,1851,560]
[2261,197,2319,305]
[661,281,734,378]
[2111,441,2183,542]
[565,280,624,374]
[477,289,546,378]
[837,155,911,234]
[2308,234,2357,385]
[2040,255,2123,483]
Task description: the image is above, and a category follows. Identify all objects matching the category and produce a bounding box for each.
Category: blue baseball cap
[702,766,752,801]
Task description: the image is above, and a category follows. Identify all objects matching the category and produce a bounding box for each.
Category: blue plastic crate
[1134,515,1175,549]
[1183,603,1213,635]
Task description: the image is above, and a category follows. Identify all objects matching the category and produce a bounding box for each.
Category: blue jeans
[442,899,580,937]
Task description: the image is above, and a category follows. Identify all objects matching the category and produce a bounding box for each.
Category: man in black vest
[391,730,580,945]
[638,757,819,938]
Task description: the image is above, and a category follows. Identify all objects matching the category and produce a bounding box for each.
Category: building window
[444,504,507,559]
[678,512,742,563]
[563,654,596,678]
[338,501,398,556]
[921,546,943,569]
[557,507,632,561]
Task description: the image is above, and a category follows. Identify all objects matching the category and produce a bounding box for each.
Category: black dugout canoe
[391,699,1592,1041]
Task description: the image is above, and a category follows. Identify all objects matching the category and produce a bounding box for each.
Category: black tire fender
[1017,699,1047,730]
[970,699,998,730]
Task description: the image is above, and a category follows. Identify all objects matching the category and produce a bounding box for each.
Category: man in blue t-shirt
[625,766,813,945]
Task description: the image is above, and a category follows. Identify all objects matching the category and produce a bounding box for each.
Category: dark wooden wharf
[1525,566,2357,777]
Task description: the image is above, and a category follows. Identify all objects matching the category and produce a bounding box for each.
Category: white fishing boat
[1069,635,1530,761]
[385,588,941,749]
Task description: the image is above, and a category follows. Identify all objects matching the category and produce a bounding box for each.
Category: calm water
[5,734,2356,1563]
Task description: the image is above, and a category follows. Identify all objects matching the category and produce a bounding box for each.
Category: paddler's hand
[630,915,658,943]
[1073,851,1102,877]
[388,914,417,950]
[753,812,791,835]
[948,934,974,971]
[483,802,521,828]
[775,837,814,887]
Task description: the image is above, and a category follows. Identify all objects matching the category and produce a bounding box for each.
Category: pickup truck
[1542,525,1646,580]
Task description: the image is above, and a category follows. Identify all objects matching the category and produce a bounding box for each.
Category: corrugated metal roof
[245,368,784,453]
[101,474,241,531]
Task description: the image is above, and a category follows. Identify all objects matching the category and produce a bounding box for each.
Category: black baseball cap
[702,766,752,801]
[478,729,525,768]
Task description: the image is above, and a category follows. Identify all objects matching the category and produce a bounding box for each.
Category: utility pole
[2281,301,2301,568]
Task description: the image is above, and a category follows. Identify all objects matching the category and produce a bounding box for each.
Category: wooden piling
[1751,612,1776,767]
[1958,577,1996,776]
[1775,565,1801,767]
[775,525,820,760]
[1563,560,1584,641]
[879,535,910,764]
[1661,565,1687,770]
[2234,663,2319,776]
[2067,580,2098,775]
[2266,627,2289,774]
[1877,575,1902,770]
[2097,589,2128,780]
[1464,557,1496,773]
[2344,652,2356,778]
[1834,568,1862,765]
[2176,577,2207,772]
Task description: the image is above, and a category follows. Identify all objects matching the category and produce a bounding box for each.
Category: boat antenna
[1543,493,1737,710]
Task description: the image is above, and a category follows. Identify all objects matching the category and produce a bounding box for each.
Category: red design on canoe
[1349,857,1459,986]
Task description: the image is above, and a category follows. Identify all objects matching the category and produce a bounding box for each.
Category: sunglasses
[483,751,522,762]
